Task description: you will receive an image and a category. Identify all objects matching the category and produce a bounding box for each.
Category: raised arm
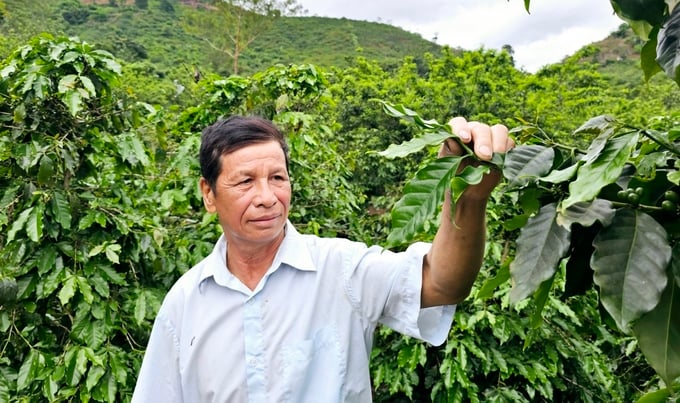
[421,118,513,307]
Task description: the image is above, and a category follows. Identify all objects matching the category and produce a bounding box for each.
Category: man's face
[200,141,291,247]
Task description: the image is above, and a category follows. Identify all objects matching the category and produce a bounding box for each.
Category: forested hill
[1,0,643,75]
[0,0,442,76]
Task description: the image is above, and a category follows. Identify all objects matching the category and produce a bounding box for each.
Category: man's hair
[199,116,290,191]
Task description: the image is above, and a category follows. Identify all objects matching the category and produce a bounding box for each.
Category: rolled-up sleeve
[348,242,456,346]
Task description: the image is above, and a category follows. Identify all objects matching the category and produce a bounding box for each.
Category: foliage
[377,96,680,398]
[372,286,649,402]
[0,33,167,402]
[3,2,680,401]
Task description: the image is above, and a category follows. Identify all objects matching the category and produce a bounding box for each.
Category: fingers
[447,117,513,161]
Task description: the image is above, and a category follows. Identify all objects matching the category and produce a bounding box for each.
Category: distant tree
[135,0,149,9]
[182,0,304,75]
[501,44,515,65]
[159,0,174,13]
[0,1,6,24]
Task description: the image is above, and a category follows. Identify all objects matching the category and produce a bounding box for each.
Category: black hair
[199,116,290,191]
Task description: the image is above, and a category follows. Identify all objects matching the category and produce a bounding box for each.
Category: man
[132,115,513,402]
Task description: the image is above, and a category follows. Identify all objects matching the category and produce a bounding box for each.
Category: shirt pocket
[279,325,346,403]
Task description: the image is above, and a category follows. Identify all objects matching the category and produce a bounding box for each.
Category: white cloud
[298,0,623,72]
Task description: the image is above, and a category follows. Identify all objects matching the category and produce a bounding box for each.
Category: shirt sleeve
[347,241,456,346]
[132,311,183,402]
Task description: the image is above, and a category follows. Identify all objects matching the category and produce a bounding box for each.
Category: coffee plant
[379,102,680,400]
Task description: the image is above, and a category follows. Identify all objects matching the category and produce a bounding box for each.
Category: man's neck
[225,230,286,290]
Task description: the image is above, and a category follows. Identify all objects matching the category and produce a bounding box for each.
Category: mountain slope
[0,0,442,76]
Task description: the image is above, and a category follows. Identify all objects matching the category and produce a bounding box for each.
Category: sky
[297,0,624,72]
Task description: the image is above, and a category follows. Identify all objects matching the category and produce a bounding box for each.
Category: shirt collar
[276,221,316,272]
[198,220,316,288]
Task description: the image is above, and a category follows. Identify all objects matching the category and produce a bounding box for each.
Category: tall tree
[183,0,303,75]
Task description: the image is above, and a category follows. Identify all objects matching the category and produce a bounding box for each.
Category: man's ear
[199,177,217,213]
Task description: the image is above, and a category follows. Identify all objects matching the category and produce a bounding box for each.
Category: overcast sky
[297,0,624,72]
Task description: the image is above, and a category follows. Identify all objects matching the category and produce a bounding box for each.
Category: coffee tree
[0,33,167,401]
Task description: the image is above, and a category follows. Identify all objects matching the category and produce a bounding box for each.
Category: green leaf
[117,133,150,167]
[51,191,72,230]
[86,365,106,392]
[561,131,639,210]
[104,243,121,264]
[80,75,96,97]
[556,199,615,229]
[98,264,126,285]
[17,350,36,391]
[509,203,571,303]
[592,209,672,332]
[92,372,118,403]
[611,0,666,25]
[632,275,680,387]
[79,210,107,230]
[90,274,110,298]
[636,387,671,403]
[656,3,680,84]
[72,313,106,348]
[7,207,33,243]
[539,163,580,184]
[476,262,510,300]
[76,275,94,304]
[65,347,89,386]
[61,89,83,116]
[58,275,77,305]
[381,102,445,130]
[580,127,616,165]
[88,243,106,257]
[378,102,478,159]
[502,145,554,188]
[37,154,54,186]
[0,184,20,209]
[72,314,107,348]
[641,27,663,81]
[58,74,78,93]
[37,245,57,276]
[573,115,617,135]
[378,130,452,159]
[386,156,464,248]
[524,276,555,349]
[641,128,680,156]
[38,265,64,298]
[26,204,44,243]
[668,169,680,185]
[451,164,489,198]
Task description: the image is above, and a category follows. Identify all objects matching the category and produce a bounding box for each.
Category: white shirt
[132,221,455,403]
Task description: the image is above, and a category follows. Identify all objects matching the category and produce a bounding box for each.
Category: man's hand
[438,117,514,200]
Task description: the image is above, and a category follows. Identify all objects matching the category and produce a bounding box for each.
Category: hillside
[1,0,665,92]
[0,0,442,76]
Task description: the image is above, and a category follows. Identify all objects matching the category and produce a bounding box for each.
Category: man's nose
[253,180,277,207]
